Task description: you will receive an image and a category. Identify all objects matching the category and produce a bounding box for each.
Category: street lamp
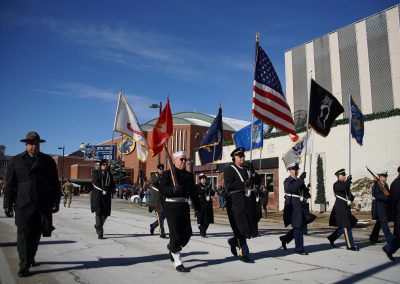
[58,146,65,186]
[149,101,162,164]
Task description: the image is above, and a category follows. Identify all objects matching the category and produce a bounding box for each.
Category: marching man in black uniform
[327,169,359,251]
[149,164,167,238]
[279,162,312,255]
[159,151,200,272]
[196,173,215,238]
[383,166,400,261]
[369,171,393,245]
[224,147,260,263]
[91,159,115,239]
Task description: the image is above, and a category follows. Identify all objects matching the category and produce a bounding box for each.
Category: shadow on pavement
[0,240,76,248]
[29,251,208,275]
[333,261,399,284]
[104,233,152,238]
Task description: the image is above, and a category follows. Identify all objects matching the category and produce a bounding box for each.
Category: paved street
[0,196,399,284]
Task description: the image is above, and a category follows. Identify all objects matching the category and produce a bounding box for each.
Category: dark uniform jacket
[91,169,115,216]
[389,176,400,236]
[283,176,310,228]
[3,151,60,235]
[196,183,215,226]
[224,164,259,238]
[150,173,164,212]
[329,179,358,228]
[159,168,200,252]
[371,181,390,222]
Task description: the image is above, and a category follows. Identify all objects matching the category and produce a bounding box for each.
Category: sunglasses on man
[180,157,187,162]
[234,152,245,158]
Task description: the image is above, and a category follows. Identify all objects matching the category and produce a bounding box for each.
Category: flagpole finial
[256,32,260,43]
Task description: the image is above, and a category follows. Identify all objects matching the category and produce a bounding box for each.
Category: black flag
[308,79,344,137]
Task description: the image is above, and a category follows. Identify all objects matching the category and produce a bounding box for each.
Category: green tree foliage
[315,155,326,204]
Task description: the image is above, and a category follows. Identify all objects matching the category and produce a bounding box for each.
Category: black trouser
[199,224,209,236]
[95,215,107,236]
[17,225,42,270]
[280,225,306,253]
[328,227,355,248]
[150,211,165,233]
[370,221,393,243]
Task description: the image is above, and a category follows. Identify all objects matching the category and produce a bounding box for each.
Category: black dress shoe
[296,251,309,255]
[30,259,39,267]
[160,233,167,239]
[227,238,238,256]
[150,225,155,235]
[176,264,187,272]
[201,234,208,238]
[98,234,104,239]
[327,237,337,248]
[347,247,359,251]
[382,247,395,261]
[240,255,255,263]
[279,236,287,251]
[18,268,29,277]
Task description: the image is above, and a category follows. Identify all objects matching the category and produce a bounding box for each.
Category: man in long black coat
[279,162,311,255]
[369,171,393,244]
[196,173,215,238]
[224,147,260,263]
[327,169,359,251]
[159,151,200,272]
[149,163,167,238]
[91,159,115,239]
[3,131,61,277]
[383,166,400,261]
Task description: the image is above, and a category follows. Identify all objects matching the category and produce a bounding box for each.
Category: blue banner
[198,107,223,164]
[349,96,364,146]
[85,145,116,161]
[233,119,264,151]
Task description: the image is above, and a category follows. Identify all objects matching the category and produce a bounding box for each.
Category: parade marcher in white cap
[279,162,311,255]
[159,151,200,272]
[369,170,393,244]
[327,169,359,251]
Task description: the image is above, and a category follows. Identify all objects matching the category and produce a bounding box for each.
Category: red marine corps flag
[151,98,173,156]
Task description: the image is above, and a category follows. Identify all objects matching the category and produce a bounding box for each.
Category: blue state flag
[349,96,364,146]
[233,119,264,151]
[199,106,223,164]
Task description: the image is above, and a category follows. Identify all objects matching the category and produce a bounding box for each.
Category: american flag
[252,44,297,137]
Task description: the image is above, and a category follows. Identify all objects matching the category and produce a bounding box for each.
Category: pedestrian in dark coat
[3,131,61,277]
[327,169,359,251]
[91,159,115,239]
[369,171,393,244]
[196,173,215,237]
[279,162,311,255]
[224,147,261,263]
[149,163,167,238]
[159,151,200,272]
[383,166,400,261]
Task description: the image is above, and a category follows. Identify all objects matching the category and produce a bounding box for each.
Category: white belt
[371,196,376,200]
[165,197,189,203]
[150,185,159,192]
[336,195,351,205]
[285,193,303,201]
[93,183,107,195]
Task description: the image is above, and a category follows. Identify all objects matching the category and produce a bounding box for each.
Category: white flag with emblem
[113,92,149,162]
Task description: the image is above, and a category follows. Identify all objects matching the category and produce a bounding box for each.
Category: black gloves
[52,203,60,213]
[248,162,255,173]
[299,172,307,179]
[245,178,253,188]
[347,175,352,182]
[4,207,13,218]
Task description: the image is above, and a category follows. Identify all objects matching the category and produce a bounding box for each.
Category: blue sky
[0,0,397,156]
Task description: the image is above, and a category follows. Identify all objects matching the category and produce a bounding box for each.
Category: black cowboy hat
[20,131,46,143]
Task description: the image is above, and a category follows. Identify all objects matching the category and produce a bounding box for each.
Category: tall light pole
[149,101,162,164]
[58,146,65,187]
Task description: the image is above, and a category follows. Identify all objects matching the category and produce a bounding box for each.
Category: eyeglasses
[180,158,187,162]
[235,153,245,158]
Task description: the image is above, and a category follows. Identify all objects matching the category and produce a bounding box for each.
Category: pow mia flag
[308,79,344,137]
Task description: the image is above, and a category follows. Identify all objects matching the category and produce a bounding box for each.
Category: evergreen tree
[315,155,326,204]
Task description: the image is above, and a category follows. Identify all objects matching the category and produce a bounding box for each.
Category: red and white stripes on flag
[252,43,297,138]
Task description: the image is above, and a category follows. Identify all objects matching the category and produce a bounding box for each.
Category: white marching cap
[173,151,186,159]
[286,162,299,170]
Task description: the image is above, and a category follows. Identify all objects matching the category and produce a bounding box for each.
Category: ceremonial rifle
[366,166,389,196]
